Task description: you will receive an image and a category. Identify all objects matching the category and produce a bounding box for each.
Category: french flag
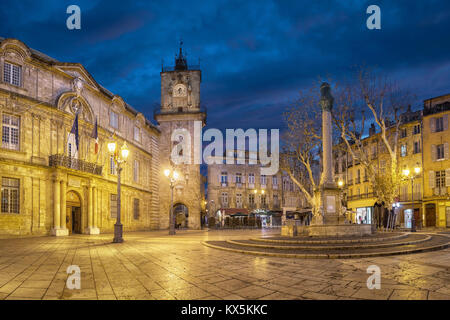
[67,112,79,158]
[91,117,98,154]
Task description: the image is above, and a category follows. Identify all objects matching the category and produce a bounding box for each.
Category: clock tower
[155,42,206,230]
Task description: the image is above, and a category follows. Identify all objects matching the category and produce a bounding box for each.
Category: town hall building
[0,37,204,236]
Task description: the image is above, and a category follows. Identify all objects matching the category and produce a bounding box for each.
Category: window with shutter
[444,114,449,131]
[429,171,435,188]
[430,118,436,133]
[444,142,449,160]
[431,145,437,161]
[446,169,450,187]
[437,144,445,160]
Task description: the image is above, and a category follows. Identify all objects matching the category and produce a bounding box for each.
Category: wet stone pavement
[0,229,449,300]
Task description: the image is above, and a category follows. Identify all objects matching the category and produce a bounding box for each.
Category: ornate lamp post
[107,136,129,243]
[402,164,421,232]
[164,168,179,235]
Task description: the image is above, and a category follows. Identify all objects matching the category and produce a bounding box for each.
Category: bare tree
[332,67,412,209]
[281,85,323,218]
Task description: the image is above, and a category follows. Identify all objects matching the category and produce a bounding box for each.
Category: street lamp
[107,136,129,243]
[402,163,421,232]
[164,168,179,235]
[337,180,344,188]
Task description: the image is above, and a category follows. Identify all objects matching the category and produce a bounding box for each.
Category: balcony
[49,154,102,176]
[347,192,374,201]
[221,182,228,187]
[235,182,242,188]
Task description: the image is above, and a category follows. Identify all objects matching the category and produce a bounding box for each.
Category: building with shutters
[206,151,308,224]
[422,93,450,228]
[0,38,206,236]
[335,94,450,228]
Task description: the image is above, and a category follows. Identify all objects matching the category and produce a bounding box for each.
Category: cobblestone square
[0,230,449,300]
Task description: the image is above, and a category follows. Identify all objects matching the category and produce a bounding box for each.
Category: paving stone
[0,230,448,300]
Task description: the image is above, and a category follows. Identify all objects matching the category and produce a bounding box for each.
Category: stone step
[227,234,431,250]
[203,234,450,259]
[251,232,408,244]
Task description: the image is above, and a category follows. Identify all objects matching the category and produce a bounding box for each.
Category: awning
[230,213,248,217]
[221,208,249,216]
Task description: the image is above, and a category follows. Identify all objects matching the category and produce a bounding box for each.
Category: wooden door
[425,204,436,227]
[73,207,82,234]
[66,206,72,234]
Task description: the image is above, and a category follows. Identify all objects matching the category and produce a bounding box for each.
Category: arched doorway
[66,191,82,234]
[173,203,189,229]
[425,204,436,227]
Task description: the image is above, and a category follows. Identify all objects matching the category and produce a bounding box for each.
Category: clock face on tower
[173,84,187,97]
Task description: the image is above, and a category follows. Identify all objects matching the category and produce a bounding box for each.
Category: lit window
[401,144,407,157]
[1,177,19,214]
[248,173,255,184]
[110,111,119,129]
[3,62,21,86]
[2,114,20,150]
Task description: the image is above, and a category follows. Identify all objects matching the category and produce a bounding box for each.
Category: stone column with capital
[85,183,100,235]
[59,179,69,236]
[319,82,343,225]
[51,176,68,236]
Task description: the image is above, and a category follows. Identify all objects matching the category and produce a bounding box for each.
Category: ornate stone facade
[0,38,161,236]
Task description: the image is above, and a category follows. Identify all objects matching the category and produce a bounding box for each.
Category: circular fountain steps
[227,234,431,250]
[250,232,408,244]
[203,233,450,259]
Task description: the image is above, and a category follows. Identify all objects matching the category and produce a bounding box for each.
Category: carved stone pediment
[56,91,94,123]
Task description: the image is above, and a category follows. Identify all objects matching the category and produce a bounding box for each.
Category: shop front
[356,207,373,224]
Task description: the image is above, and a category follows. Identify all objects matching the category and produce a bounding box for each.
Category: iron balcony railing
[347,192,375,201]
[49,154,103,176]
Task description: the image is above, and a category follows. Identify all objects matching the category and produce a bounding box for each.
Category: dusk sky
[1,0,449,132]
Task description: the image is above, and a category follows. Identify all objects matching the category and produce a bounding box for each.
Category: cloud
[0,0,448,133]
